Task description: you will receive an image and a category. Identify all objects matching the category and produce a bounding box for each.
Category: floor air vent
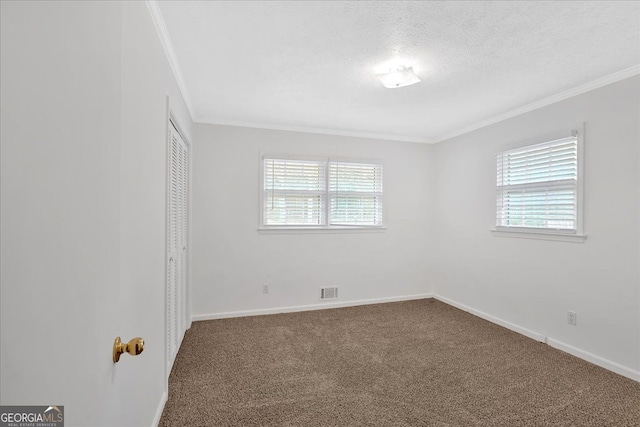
[320,287,338,300]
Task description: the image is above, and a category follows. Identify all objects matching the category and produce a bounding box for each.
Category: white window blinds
[329,161,383,226]
[262,157,384,228]
[496,135,578,231]
[263,159,325,226]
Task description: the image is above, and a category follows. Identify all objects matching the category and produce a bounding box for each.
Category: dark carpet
[159,299,640,426]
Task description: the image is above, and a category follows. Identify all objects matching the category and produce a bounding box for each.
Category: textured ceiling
[158,1,640,143]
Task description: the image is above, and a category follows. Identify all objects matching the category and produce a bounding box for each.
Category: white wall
[1,2,123,424]
[1,1,192,426]
[431,76,640,378]
[118,2,193,426]
[191,124,433,317]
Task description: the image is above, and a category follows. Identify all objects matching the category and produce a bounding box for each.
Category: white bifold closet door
[167,120,189,371]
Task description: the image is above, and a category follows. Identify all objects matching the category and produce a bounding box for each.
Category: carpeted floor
[159,299,640,426]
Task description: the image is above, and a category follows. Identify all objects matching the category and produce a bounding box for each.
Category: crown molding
[140,5,638,146]
[145,0,195,121]
[193,64,639,145]
[433,65,640,143]
[195,118,433,144]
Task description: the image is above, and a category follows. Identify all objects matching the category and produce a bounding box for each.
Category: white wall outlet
[568,311,577,326]
[262,284,269,294]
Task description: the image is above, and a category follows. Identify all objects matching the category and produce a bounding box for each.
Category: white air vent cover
[320,287,338,300]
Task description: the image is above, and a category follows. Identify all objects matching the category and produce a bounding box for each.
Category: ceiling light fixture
[376,66,421,89]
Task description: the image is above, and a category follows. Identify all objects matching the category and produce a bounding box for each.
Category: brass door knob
[113,336,144,363]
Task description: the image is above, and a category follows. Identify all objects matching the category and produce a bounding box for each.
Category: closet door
[176,127,189,339]
[178,133,189,334]
[167,120,189,372]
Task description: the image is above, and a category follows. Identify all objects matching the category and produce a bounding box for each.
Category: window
[496,131,582,236]
[330,161,383,226]
[263,158,325,226]
[262,156,384,229]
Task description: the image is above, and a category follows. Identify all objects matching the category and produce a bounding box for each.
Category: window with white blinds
[330,161,383,226]
[262,157,384,228]
[496,134,579,232]
[263,159,325,226]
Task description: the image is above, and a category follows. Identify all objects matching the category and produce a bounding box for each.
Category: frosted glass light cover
[376,66,421,88]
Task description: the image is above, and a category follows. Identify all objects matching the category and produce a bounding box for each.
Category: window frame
[259,154,386,233]
[491,125,586,243]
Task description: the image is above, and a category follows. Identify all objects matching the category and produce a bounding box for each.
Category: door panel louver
[167,121,189,373]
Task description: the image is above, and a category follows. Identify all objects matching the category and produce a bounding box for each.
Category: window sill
[258,226,387,235]
[490,229,586,243]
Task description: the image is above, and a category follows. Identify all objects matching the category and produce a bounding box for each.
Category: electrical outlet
[262,284,269,294]
[568,311,577,326]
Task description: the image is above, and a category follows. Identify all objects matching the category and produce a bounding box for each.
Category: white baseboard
[433,295,548,343]
[546,338,640,382]
[152,391,167,427]
[433,294,639,382]
[191,293,434,321]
